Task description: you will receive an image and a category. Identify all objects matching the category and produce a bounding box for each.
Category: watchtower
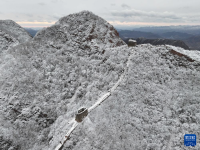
[75,107,88,122]
[128,39,137,47]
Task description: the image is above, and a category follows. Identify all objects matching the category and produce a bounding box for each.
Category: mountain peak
[34,11,125,50]
[56,10,96,25]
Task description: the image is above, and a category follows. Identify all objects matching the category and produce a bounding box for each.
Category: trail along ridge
[54,46,134,150]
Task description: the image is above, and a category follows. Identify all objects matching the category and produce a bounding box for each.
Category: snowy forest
[0,11,200,150]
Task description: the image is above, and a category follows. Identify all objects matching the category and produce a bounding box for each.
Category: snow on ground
[167,45,200,62]
[1,40,200,150]
[49,44,200,150]
[0,17,129,149]
[0,30,19,51]
[0,20,32,43]
[0,11,200,150]
[0,20,32,52]
[53,46,133,150]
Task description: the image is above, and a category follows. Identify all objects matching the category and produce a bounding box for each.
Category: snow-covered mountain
[0,20,32,51]
[0,11,200,150]
[33,11,125,50]
[48,44,200,150]
[0,11,127,150]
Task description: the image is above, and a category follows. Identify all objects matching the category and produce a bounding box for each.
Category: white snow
[88,92,111,112]
[0,11,200,150]
[128,39,136,43]
[51,44,200,150]
[167,45,200,62]
[54,121,78,150]
[0,20,32,44]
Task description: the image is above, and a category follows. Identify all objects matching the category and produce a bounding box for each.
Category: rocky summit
[33,11,125,50]
[0,11,200,150]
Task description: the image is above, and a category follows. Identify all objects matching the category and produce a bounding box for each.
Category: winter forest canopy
[0,11,200,150]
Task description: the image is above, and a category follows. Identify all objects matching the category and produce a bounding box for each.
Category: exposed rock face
[0,20,32,51]
[136,38,190,50]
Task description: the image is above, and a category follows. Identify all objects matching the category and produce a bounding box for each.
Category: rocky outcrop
[169,49,194,62]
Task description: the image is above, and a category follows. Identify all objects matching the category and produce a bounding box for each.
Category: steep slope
[136,38,190,50]
[0,11,127,150]
[133,25,200,35]
[0,20,32,51]
[160,32,193,40]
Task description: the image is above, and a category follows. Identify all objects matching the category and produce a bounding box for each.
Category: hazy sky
[1,0,200,28]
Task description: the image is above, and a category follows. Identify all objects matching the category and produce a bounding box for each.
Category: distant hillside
[136,38,190,50]
[133,25,200,35]
[118,30,161,39]
[24,28,39,37]
[160,32,192,40]
[122,37,189,50]
[184,35,200,50]
[118,27,200,50]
